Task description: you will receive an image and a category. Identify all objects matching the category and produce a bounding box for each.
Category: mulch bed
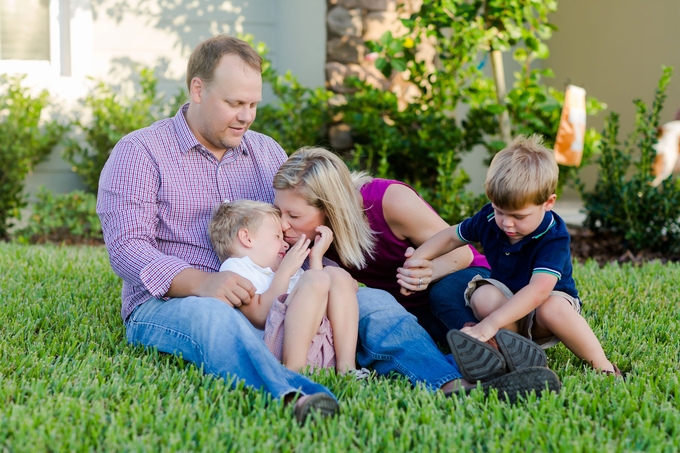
[568,226,680,266]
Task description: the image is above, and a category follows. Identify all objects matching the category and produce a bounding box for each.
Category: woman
[272,147,492,346]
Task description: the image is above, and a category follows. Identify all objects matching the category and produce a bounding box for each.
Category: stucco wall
[544,0,680,199]
[13,0,680,204]
[18,0,326,200]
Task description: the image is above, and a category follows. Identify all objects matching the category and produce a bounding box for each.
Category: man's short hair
[208,200,280,262]
[186,35,263,90]
[485,134,559,210]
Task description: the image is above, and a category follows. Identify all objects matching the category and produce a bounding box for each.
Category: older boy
[408,135,621,379]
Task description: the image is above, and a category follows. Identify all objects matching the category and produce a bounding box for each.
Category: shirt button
[505,252,510,255]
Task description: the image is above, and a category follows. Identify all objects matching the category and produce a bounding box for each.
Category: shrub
[253,69,333,155]
[335,0,605,220]
[15,187,101,244]
[63,68,185,193]
[580,66,680,253]
[0,75,67,240]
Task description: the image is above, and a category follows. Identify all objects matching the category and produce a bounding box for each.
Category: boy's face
[248,214,289,271]
[492,194,556,245]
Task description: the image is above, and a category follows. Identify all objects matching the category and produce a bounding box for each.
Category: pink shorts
[263,294,336,370]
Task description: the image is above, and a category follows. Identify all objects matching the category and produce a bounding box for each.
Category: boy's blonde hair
[485,134,559,210]
[273,147,376,270]
[208,200,281,262]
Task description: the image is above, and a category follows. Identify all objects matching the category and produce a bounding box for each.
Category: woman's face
[274,189,327,245]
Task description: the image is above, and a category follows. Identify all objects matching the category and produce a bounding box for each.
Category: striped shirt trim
[532,213,556,239]
[532,267,562,279]
[456,224,472,243]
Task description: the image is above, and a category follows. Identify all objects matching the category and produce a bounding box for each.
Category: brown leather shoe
[293,393,339,425]
[602,363,625,380]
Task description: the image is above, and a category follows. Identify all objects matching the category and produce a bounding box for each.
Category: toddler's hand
[460,321,499,343]
[309,225,333,266]
[279,234,311,277]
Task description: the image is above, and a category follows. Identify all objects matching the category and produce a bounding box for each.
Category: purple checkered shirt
[97,104,287,320]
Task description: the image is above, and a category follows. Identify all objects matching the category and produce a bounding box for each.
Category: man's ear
[189,77,205,104]
[544,193,557,211]
[237,228,253,248]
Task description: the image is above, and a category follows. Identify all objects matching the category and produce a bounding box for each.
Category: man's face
[190,53,262,154]
[492,194,556,245]
[249,214,289,271]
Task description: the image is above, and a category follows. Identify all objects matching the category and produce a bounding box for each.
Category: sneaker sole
[496,329,547,372]
[478,366,561,404]
[294,393,339,425]
[447,329,507,382]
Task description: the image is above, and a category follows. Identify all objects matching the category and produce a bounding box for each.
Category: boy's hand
[309,225,333,268]
[398,246,434,296]
[278,235,311,278]
[460,320,499,343]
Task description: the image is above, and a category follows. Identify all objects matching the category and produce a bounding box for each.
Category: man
[97,35,558,424]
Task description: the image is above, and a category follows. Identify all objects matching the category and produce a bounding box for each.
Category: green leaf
[391,58,407,72]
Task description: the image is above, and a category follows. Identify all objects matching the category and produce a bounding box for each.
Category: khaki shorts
[463,275,581,349]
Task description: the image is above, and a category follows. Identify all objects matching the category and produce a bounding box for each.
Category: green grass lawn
[1,243,679,452]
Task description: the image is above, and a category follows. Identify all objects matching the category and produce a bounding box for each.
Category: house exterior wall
[544,0,680,198]
[10,0,680,203]
[15,0,325,200]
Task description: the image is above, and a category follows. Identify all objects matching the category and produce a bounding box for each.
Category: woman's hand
[397,247,435,296]
[309,225,334,269]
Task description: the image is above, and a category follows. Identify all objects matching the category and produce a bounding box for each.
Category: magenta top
[326,178,490,309]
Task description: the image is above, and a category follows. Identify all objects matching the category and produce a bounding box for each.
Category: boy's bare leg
[469,285,518,332]
[324,267,359,374]
[281,270,331,372]
[533,296,615,372]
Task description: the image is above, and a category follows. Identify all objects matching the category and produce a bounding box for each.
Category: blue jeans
[420,266,493,345]
[355,287,462,390]
[125,287,462,398]
[125,296,333,400]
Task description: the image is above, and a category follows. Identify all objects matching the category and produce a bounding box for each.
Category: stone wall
[325,0,423,150]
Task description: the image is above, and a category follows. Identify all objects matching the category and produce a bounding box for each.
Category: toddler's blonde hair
[485,134,558,210]
[208,199,281,262]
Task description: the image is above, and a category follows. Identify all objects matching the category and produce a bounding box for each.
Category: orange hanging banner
[554,85,586,167]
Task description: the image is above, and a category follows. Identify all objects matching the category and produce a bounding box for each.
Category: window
[1,0,50,60]
[0,0,70,75]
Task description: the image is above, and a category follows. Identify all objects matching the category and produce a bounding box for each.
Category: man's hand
[168,268,256,308]
[309,225,333,269]
[460,319,499,343]
[278,235,311,278]
[397,246,435,296]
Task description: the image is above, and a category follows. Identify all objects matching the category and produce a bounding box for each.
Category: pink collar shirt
[97,104,287,320]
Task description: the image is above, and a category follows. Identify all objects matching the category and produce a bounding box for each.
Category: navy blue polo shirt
[457,203,578,299]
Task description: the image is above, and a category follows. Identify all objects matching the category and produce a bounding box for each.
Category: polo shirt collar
[494,209,555,251]
[531,210,555,240]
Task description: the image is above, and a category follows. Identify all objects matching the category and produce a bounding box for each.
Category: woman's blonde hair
[485,134,559,210]
[208,200,280,262]
[273,147,376,269]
